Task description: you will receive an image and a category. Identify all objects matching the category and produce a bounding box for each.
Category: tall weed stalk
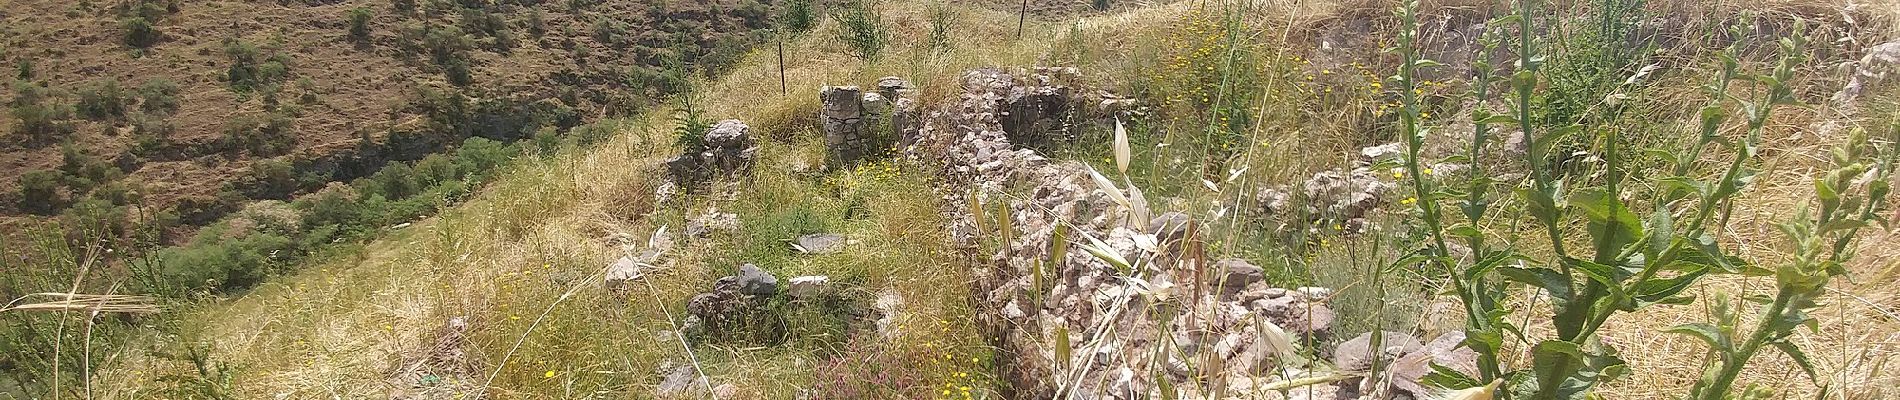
[1394,0,1894,398]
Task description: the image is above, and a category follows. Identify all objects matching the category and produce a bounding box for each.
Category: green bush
[454,136,515,181]
[348,7,374,43]
[76,79,130,120]
[782,0,816,33]
[17,170,66,214]
[221,112,296,156]
[413,153,459,186]
[296,187,362,232]
[223,39,291,93]
[13,101,75,142]
[830,0,887,61]
[155,225,295,293]
[591,18,626,47]
[14,58,33,79]
[138,78,180,114]
[59,143,123,192]
[361,162,419,200]
[58,198,133,238]
[121,17,161,48]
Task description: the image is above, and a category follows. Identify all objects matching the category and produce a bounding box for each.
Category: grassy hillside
[6,0,1900,399]
[0,0,782,242]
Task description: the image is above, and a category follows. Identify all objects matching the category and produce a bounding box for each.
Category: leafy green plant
[830,0,887,61]
[1388,1,1890,398]
[223,39,291,93]
[1679,118,1897,400]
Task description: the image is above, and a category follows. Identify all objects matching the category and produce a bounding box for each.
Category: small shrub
[361,162,419,200]
[830,0,887,61]
[223,39,291,93]
[59,198,133,239]
[76,79,130,121]
[296,186,362,231]
[453,136,515,181]
[18,170,66,214]
[782,0,816,33]
[1093,0,1110,11]
[14,58,33,79]
[155,225,295,293]
[444,57,473,86]
[393,0,417,14]
[138,78,180,114]
[525,9,546,38]
[121,17,161,48]
[347,7,374,43]
[59,143,123,192]
[412,153,459,186]
[221,112,296,156]
[13,102,75,142]
[591,18,625,47]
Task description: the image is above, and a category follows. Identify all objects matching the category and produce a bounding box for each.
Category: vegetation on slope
[3,0,1897,398]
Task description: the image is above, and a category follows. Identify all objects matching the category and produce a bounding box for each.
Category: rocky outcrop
[665,120,758,190]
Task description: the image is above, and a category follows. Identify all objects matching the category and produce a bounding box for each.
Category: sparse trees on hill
[348,7,375,44]
[121,17,161,48]
[138,78,180,114]
[77,79,130,121]
[18,170,65,214]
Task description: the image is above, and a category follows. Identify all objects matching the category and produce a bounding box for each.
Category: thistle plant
[1391,0,1891,398]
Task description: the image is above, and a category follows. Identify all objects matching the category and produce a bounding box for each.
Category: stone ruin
[820,77,921,166]
[888,67,1466,399]
[665,119,758,190]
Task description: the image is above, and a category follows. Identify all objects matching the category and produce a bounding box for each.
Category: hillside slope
[16,0,1900,399]
[0,0,778,240]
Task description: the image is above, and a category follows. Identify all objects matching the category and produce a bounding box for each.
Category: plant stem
[1694,287,1793,400]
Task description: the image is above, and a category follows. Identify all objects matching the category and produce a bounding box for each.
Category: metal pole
[777,33,787,95]
[1017,0,1028,39]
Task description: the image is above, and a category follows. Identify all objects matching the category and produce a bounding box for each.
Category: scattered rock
[1360,142,1404,163]
[1332,331,1422,373]
[792,233,848,254]
[655,363,703,398]
[1302,167,1396,221]
[1254,187,1290,216]
[711,383,738,400]
[1252,292,1336,338]
[736,264,778,296]
[603,256,648,291]
[1148,212,1191,246]
[666,120,758,190]
[685,211,739,238]
[1215,258,1264,294]
[785,276,830,299]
